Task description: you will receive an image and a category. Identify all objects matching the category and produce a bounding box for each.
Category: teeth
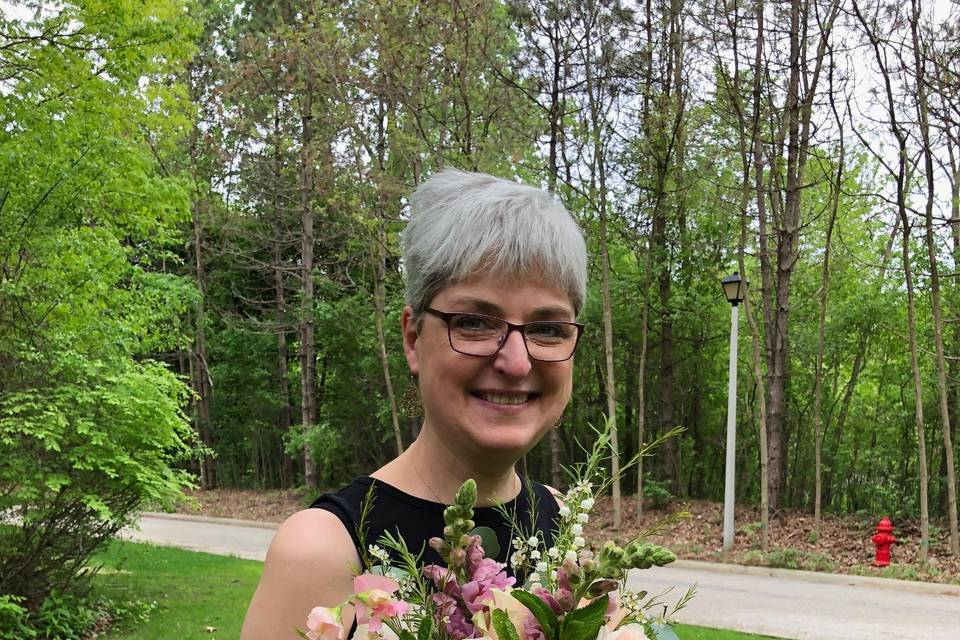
[479,393,530,405]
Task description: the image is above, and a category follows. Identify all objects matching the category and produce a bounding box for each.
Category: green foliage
[741,548,835,573]
[0,595,35,640]
[0,0,198,627]
[643,478,675,510]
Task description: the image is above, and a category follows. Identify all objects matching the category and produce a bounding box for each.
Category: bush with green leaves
[0,0,199,634]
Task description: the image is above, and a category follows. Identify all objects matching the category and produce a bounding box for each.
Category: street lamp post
[721,272,748,552]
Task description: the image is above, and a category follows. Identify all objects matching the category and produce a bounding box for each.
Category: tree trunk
[751,0,770,549]
[911,1,959,554]
[299,82,318,489]
[814,135,841,537]
[272,108,294,488]
[852,0,930,564]
[374,96,404,457]
[583,13,620,528]
[190,180,215,489]
[636,280,650,518]
[545,20,567,490]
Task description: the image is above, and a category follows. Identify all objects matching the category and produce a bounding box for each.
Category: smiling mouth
[473,392,537,406]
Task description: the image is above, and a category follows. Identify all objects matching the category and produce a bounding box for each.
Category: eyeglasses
[424,308,584,362]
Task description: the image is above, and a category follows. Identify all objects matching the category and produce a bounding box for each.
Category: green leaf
[471,525,501,558]
[511,589,559,640]
[399,631,416,640]
[492,609,521,640]
[648,621,680,640]
[559,595,608,640]
[416,613,433,640]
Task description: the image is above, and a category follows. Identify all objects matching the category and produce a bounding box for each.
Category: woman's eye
[528,323,569,339]
[453,315,497,332]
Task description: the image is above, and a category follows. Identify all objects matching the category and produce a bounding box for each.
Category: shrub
[0,357,195,616]
[643,477,674,510]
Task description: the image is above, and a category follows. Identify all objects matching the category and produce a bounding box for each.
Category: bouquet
[301,428,692,640]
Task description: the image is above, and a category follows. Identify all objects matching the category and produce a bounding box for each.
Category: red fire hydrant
[871,517,896,567]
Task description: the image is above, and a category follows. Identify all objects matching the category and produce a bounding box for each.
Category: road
[631,562,960,639]
[125,513,960,639]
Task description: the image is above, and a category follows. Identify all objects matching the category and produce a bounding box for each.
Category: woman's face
[402,273,576,462]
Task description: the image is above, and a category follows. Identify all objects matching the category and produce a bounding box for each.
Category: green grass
[91,541,262,639]
[90,542,783,640]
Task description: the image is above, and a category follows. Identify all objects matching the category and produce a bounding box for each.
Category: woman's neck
[373,429,519,506]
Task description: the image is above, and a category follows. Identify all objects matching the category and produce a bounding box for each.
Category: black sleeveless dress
[311,476,561,573]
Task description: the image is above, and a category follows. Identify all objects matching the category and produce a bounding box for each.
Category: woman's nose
[493,330,533,377]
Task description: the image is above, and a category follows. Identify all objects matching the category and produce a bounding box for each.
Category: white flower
[574,536,586,548]
[367,544,391,564]
[528,572,541,582]
[547,547,561,559]
[577,513,589,523]
[530,549,541,560]
[564,550,578,563]
[536,561,549,572]
[580,498,595,510]
[571,524,583,535]
[530,582,542,590]
[510,552,525,567]
[528,536,539,547]
[558,506,572,518]
[550,570,558,580]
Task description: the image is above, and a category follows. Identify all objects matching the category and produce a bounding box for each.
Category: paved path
[631,561,960,639]
[121,512,277,561]
[127,513,960,639]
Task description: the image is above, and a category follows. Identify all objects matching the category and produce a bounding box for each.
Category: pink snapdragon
[460,537,515,613]
[305,606,345,640]
[352,574,411,632]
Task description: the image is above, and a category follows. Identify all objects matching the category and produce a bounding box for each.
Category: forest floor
[171,489,960,585]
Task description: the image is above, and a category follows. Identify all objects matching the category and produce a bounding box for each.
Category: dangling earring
[401,376,422,417]
[554,414,564,429]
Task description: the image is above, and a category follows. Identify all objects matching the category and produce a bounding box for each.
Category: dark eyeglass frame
[424,307,585,362]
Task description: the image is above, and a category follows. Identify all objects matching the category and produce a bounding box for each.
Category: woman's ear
[401,306,419,376]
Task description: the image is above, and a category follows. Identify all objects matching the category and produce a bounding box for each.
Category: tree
[0,0,198,626]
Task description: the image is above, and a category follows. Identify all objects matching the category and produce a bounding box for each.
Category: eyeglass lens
[445,313,579,361]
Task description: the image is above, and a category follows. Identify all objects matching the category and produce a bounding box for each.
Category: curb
[670,558,960,597]
[141,511,280,530]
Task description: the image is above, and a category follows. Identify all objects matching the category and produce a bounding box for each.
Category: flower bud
[571,524,583,536]
[580,498,595,510]
[449,548,467,567]
[456,479,478,507]
[587,579,618,597]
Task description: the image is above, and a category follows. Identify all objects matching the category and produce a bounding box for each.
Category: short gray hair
[401,169,587,317]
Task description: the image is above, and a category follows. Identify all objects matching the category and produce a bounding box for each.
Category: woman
[240,169,587,639]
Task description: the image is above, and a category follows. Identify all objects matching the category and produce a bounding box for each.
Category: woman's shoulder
[240,508,359,639]
[270,508,358,563]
